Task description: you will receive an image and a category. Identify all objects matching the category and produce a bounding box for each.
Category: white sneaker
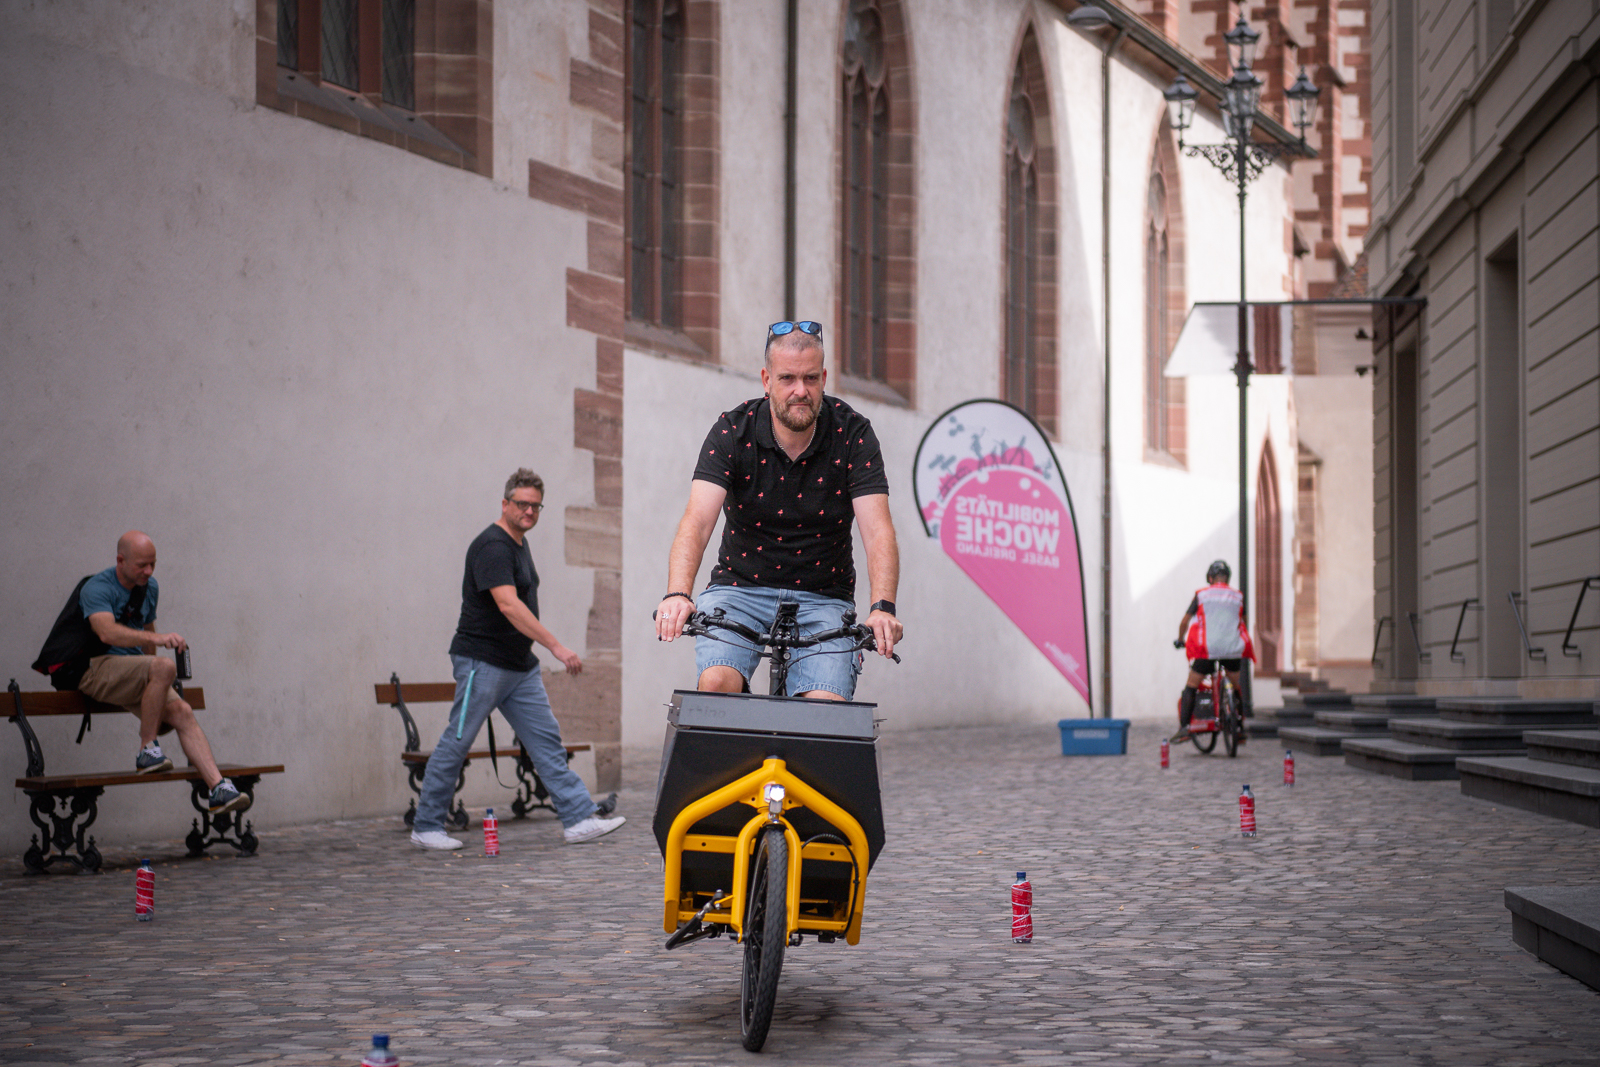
[410,830,464,850]
[563,814,626,843]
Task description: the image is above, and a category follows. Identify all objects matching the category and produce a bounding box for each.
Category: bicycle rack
[1370,616,1390,669]
[1507,593,1546,662]
[1562,576,1600,658]
[1406,611,1431,663]
[1448,598,1482,663]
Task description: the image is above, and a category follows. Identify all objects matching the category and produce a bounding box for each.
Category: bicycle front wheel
[740,825,789,1051]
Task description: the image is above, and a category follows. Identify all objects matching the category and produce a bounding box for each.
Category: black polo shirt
[693,395,889,602]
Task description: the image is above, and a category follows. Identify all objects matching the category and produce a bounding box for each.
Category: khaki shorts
[79,655,181,732]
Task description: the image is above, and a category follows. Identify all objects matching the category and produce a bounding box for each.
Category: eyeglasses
[767,320,823,340]
[507,499,544,512]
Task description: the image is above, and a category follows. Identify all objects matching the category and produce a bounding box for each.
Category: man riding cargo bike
[653,320,903,1051]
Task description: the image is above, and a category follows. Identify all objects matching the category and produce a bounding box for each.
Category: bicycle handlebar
[683,609,901,664]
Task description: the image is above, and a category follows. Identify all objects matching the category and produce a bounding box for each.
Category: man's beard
[773,397,819,433]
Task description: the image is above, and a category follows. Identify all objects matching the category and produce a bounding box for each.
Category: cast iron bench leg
[23,787,104,874]
[400,755,470,829]
[185,775,261,857]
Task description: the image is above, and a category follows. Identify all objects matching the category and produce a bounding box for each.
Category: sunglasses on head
[767,320,824,340]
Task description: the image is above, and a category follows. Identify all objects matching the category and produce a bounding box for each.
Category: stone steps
[1351,694,1438,712]
[1342,737,1524,780]
[1505,886,1600,992]
[1458,754,1600,827]
[1244,705,1315,739]
[1278,725,1362,756]
[1457,729,1600,829]
[1342,700,1598,782]
[1525,729,1600,771]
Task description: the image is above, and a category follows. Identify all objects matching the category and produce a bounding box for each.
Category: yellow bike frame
[662,757,871,945]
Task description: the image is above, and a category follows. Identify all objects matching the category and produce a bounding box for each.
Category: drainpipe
[1068,4,1124,720]
[1100,29,1126,723]
[783,0,798,320]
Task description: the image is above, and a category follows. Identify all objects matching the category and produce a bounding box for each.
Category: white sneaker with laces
[410,830,464,850]
[563,814,625,843]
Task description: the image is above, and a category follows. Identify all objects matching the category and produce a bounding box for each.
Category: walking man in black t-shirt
[653,320,903,699]
[410,469,624,850]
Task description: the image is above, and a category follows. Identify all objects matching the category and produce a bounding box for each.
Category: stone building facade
[1366,0,1600,697]
[0,0,1368,850]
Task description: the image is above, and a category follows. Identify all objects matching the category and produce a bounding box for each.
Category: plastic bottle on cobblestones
[134,859,154,921]
[483,807,500,857]
[1160,738,1170,769]
[1238,784,1257,837]
[1011,872,1033,943]
[1283,749,1295,787]
[361,1034,398,1067]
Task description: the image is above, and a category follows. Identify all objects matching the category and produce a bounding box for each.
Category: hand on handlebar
[865,608,902,660]
[655,595,695,642]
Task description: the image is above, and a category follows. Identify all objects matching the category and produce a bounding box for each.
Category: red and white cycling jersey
[1184,582,1256,661]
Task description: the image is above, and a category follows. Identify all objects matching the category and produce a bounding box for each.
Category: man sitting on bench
[33,531,249,814]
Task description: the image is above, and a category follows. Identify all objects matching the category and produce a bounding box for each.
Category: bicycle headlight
[763,783,786,818]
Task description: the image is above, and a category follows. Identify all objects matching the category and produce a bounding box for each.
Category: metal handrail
[1507,592,1546,662]
[1371,616,1390,668]
[1449,598,1482,663]
[1407,611,1431,663]
[1562,575,1600,658]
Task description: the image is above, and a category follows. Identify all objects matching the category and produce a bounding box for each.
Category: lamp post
[1164,16,1319,701]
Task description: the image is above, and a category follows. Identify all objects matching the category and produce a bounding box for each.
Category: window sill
[625,319,713,364]
[835,374,912,409]
[267,68,473,170]
[1143,447,1187,470]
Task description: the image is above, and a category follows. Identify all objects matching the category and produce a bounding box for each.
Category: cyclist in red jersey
[1171,560,1255,742]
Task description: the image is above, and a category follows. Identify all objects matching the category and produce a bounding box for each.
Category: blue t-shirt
[79,567,158,655]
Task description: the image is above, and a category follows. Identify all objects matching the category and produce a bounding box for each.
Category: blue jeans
[414,656,597,831]
[694,585,863,698]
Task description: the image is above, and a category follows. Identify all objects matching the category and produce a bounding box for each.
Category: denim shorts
[694,585,863,698]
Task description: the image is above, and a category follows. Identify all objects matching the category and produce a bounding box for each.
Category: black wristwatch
[869,600,896,616]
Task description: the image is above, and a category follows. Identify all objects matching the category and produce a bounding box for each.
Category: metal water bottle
[1160,738,1170,769]
[135,858,154,921]
[361,1034,398,1067]
[1011,872,1033,943]
[482,808,500,856]
[1238,784,1257,837]
[1283,749,1295,787]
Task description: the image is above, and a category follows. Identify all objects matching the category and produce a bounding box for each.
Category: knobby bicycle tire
[740,826,789,1051]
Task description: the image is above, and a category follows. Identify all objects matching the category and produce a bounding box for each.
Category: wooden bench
[7,678,285,873]
[376,673,593,829]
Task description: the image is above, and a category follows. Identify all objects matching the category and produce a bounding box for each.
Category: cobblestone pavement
[2,720,1597,1066]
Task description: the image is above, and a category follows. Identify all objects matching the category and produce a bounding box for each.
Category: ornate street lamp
[1163,16,1319,702]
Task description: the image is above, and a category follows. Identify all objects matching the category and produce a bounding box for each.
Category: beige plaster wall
[0,18,602,854]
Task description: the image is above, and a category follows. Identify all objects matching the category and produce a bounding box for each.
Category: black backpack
[31,576,146,691]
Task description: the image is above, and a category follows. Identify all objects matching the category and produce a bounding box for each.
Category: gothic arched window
[1001,28,1058,434]
[838,0,915,401]
[1145,128,1187,461]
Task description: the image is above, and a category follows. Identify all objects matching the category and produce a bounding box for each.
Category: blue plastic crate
[1057,718,1129,756]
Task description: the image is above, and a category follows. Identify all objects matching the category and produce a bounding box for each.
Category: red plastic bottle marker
[135,859,154,922]
[483,808,500,857]
[1011,872,1033,943]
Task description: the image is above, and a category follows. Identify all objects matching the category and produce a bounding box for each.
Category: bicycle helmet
[1206,559,1231,583]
